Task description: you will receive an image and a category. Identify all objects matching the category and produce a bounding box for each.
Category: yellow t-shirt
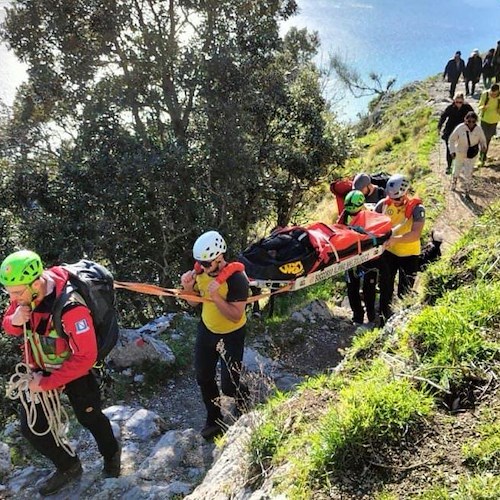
[479,91,500,124]
[382,201,423,257]
[195,271,248,334]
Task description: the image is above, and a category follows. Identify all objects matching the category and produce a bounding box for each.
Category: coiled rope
[5,325,75,457]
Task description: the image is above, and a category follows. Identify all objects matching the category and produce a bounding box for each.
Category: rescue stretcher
[239,211,392,292]
[246,244,385,292]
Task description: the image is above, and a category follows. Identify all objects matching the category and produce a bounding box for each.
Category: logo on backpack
[53,260,119,361]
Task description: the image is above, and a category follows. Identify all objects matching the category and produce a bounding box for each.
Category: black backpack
[370,172,391,189]
[53,260,119,361]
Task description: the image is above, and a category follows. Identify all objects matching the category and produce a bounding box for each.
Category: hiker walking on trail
[438,93,473,174]
[443,51,465,99]
[477,83,500,167]
[340,191,391,326]
[482,48,495,90]
[352,173,386,204]
[464,49,482,97]
[0,250,121,496]
[448,111,487,193]
[181,231,250,441]
[493,40,500,83]
[375,175,426,320]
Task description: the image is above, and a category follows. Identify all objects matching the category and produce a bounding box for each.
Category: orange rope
[113,280,292,304]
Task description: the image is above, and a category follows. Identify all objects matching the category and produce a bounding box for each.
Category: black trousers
[19,371,118,472]
[465,79,478,96]
[442,137,453,169]
[381,251,420,311]
[346,266,377,323]
[347,257,392,323]
[449,79,459,98]
[194,322,248,424]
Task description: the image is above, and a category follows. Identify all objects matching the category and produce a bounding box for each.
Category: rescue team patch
[75,318,90,334]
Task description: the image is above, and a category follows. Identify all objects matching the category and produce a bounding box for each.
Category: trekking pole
[438,139,442,172]
[450,159,457,190]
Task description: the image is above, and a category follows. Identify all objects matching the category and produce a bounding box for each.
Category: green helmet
[0,250,44,286]
[344,190,365,214]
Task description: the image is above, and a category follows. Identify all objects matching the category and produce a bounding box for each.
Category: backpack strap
[52,284,88,340]
[192,261,246,284]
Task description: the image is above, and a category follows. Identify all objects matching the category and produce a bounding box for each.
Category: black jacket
[365,186,386,204]
[465,55,482,81]
[438,102,474,140]
[483,54,495,78]
[444,57,465,82]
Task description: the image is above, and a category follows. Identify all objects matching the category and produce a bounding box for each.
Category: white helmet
[386,174,410,199]
[193,231,227,261]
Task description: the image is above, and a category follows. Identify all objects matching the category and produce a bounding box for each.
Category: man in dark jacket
[352,173,386,204]
[443,51,465,98]
[464,49,483,96]
[438,93,473,173]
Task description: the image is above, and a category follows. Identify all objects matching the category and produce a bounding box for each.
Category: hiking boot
[201,421,225,441]
[38,460,83,496]
[445,166,452,175]
[103,442,121,478]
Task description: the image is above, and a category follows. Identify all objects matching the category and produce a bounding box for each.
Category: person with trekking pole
[438,92,473,174]
[1,250,121,496]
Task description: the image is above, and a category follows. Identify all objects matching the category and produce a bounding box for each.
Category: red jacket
[2,266,98,391]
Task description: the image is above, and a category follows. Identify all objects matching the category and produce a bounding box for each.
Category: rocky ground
[1,78,498,499]
[149,76,500,441]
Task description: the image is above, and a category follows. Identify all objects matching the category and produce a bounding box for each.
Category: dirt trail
[426,78,500,251]
[114,78,500,444]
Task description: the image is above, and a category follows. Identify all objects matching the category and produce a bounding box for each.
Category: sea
[1,0,499,121]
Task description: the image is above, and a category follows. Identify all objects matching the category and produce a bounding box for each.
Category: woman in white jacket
[448,111,487,194]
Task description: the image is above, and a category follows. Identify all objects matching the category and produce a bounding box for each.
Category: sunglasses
[454,100,464,104]
[466,119,477,124]
[391,196,403,202]
[197,260,214,268]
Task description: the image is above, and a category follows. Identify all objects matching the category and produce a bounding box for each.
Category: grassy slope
[244,80,500,499]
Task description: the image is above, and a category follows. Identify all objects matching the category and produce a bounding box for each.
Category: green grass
[246,360,433,498]
[422,205,500,304]
[400,282,500,394]
[307,360,433,476]
[462,409,500,472]
[414,474,500,499]
[246,200,499,495]
[348,327,384,360]
[454,473,500,499]
[265,277,344,320]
